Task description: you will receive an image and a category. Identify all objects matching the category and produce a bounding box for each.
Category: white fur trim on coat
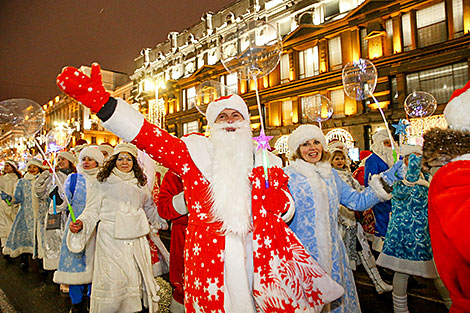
[172,191,188,215]
[102,98,144,142]
[368,174,392,201]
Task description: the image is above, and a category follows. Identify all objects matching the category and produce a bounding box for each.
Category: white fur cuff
[172,192,188,215]
[369,174,392,201]
[102,98,144,142]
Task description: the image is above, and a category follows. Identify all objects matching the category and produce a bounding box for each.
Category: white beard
[371,142,395,168]
[209,121,254,236]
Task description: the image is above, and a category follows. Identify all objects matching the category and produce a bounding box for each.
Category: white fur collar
[451,153,470,162]
[106,170,138,185]
[289,159,333,180]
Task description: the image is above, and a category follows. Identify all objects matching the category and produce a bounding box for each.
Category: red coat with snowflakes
[428,159,470,313]
[94,98,345,312]
[156,170,188,304]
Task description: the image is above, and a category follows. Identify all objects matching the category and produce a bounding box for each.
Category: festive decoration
[342,59,397,161]
[0,98,45,137]
[404,91,437,118]
[148,99,166,128]
[392,119,410,136]
[303,94,333,129]
[325,128,355,149]
[253,129,273,152]
[274,135,290,155]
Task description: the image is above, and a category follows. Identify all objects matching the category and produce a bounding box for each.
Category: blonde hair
[329,149,350,170]
[290,146,330,163]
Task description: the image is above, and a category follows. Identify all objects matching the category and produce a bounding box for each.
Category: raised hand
[56,63,110,113]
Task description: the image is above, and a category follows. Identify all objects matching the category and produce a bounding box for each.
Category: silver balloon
[0,98,45,137]
[342,59,378,100]
[404,91,437,118]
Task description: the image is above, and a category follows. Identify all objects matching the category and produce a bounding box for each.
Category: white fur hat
[206,95,250,128]
[372,129,389,143]
[98,144,114,157]
[288,125,327,153]
[328,140,347,152]
[5,160,18,170]
[113,143,138,158]
[57,151,77,165]
[79,146,105,166]
[444,79,470,132]
[400,144,422,157]
[26,158,44,170]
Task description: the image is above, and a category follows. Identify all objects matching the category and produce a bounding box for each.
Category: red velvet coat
[428,159,470,313]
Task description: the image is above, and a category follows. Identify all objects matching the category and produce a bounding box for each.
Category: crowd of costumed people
[0,64,468,313]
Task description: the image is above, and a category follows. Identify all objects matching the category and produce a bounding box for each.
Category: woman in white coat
[68,143,162,313]
[284,125,403,313]
[0,160,22,251]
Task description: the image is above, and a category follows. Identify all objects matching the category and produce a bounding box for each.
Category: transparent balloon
[304,94,334,124]
[0,98,45,137]
[220,19,282,80]
[45,125,73,153]
[195,80,236,115]
[404,91,437,118]
[342,59,378,100]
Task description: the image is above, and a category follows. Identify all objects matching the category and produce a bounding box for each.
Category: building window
[330,89,345,118]
[208,48,218,65]
[391,76,399,107]
[385,18,393,54]
[401,13,412,51]
[406,62,468,104]
[183,121,199,135]
[220,73,238,96]
[453,0,464,38]
[183,86,196,110]
[360,28,369,59]
[278,18,292,36]
[299,46,319,79]
[280,54,290,84]
[325,0,340,18]
[416,2,447,48]
[299,12,313,25]
[281,100,293,126]
[328,36,342,71]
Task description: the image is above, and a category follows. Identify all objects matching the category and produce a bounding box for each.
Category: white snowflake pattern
[264,236,272,248]
[260,207,267,217]
[272,179,279,187]
[205,278,221,300]
[153,128,162,136]
[193,244,201,255]
[217,251,224,262]
[193,202,202,213]
[198,213,208,219]
[194,278,202,289]
[254,177,261,189]
[182,163,190,174]
[200,176,208,184]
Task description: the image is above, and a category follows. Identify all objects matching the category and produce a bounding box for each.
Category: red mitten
[56,63,110,113]
[250,166,290,215]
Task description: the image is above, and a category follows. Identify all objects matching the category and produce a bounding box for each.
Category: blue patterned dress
[377,154,437,278]
[285,160,389,313]
[3,173,49,258]
[53,171,96,285]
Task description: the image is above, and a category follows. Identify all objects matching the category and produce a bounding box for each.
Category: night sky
[0,0,234,105]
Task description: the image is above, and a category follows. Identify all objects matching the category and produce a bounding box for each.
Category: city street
[0,247,449,313]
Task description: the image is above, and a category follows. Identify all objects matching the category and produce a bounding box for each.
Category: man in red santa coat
[57,64,344,313]
[424,79,470,313]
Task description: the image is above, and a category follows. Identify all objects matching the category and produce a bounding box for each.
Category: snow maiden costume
[0,160,20,248]
[67,143,163,313]
[424,79,470,313]
[56,63,344,313]
[3,159,48,260]
[284,125,403,313]
[53,147,105,312]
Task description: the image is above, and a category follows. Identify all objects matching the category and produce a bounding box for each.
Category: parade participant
[284,125,403,313]
[156,170,187,313]
[330,148,392,295]
[424,80,470,313]
[352,150,375,240]
[365,129,397,252]
[53,146,104,313]
[67,143,164,313]
[98,143,114,160]
[35,150,77,271]
[377,146,451,312]
[0,160,22,252]
[3,159,48,271]
[57,63,344,313]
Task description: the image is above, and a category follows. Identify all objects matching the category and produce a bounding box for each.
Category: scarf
[112,168,138,183]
